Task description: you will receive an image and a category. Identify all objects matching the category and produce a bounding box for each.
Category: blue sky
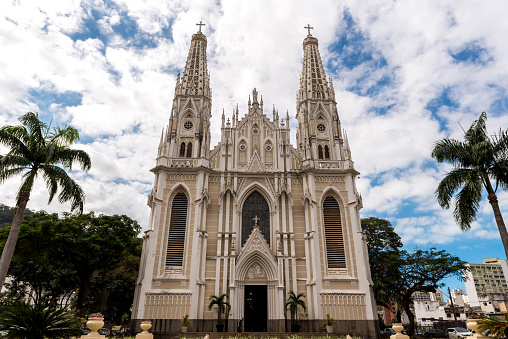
[1,0,508,296]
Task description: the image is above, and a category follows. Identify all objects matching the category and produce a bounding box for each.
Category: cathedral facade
[131,27,378,337]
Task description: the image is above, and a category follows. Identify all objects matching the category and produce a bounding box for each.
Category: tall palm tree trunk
[488,193,508,260]
[0,191,30,286]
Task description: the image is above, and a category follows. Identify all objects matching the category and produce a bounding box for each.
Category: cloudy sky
[1,0,508,293]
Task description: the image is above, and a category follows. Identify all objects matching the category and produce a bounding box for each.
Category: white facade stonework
[131,29,377,337]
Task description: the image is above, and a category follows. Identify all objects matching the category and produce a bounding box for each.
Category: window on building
[323,195,346,268]
[166,192,188,267]
[186,142,193,158]
[241,191,270,246]
[324,145,330,159]
[318,145,323,159]
[180,142,186,157]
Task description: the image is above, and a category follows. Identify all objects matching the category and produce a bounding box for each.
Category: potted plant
[323,313,335,334]
[182,314,190,333]
[285,290,306,332]
[208,294,230,332]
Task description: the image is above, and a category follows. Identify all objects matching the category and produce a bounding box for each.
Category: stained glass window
[241,191,270,246]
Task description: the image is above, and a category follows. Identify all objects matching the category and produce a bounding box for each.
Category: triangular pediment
[238,226,274,262]
[246,150,265,172]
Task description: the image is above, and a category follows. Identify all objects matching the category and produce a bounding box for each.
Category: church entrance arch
[241,191,270,246]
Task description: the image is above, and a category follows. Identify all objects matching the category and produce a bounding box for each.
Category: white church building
[131,25,378,337]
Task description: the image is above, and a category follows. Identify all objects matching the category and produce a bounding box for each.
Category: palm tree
[208,293,230,331]
[285,290,306,326]
[477,314,508,339]
[0,112,91,286]
[432,112,508,259]
[0,302,82,339]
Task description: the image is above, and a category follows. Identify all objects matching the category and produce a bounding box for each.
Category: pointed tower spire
[295,26,345,163]
[298,28,331,103]
[180,25,210,98]
[165,24,212,160]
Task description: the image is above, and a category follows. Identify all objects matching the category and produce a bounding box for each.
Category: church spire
[295,26,344,163]
[165,24,212,161]
[178,25,211,98]
[297,27,331,103]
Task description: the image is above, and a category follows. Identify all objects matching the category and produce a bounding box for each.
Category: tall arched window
[166,192,188,267]
[318,145,323,159]
[186,142,193,158]
[324,145,330,159]
[179,142,186,157]
[323,195,346,268]
[241,191,270,246]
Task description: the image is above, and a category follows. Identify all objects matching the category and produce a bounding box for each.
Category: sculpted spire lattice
[177,23,211,98]
[298,26,331,103]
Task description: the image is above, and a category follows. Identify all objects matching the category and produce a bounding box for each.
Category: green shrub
[0,303,82,339]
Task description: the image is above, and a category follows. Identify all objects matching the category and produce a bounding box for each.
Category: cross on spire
[304,24,314,35]
[252,215,260,227]
[196,20,205,32]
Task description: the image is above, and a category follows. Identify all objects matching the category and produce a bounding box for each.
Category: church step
[177,333,334,338]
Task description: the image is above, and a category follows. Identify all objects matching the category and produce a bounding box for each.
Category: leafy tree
[432,111,508,259]
[394,248,468,335]
[361,217,402,312]
[285,290,307,325]
[0,204,33,229]
[0,210,141,319]
[0,302,82,339]
[83,236,142,322]
[54,212,141,315]
[478,314,508,339]
[0,112,91,286]
[208,293,230,325]
[0,212,79,308]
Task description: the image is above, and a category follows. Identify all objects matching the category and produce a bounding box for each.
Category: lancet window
[241,191,270,246]
[323,195,346,268]
[166,192,188,267]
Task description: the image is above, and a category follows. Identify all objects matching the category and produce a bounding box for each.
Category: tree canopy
[361,217,468,333]
[0,210,141,322]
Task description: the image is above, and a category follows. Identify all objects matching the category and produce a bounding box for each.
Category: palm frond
[43,165,85,213]
[56,148,92,171]
[432,139,470,165]
[435,168,471,209]
[0,128,30,158]
[464,112,488,145]
[453,171,483,230]
[0,166,27,183]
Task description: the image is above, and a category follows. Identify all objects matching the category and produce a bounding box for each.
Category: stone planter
[136,321,153,339]
[390,323,409,339]
[81,317,105,339]
[182,326,188,333]
[216,323,224,332]
[326,325,333,333]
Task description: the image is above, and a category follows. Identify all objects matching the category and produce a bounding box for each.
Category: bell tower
[158,21,212,164]
[296,25,348,166]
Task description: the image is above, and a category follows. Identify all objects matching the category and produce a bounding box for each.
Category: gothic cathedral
[131,26,378,337]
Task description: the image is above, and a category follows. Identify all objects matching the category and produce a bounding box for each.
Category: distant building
[450,288,469,307]
[464,257,508,313]
[412,288,445,304]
